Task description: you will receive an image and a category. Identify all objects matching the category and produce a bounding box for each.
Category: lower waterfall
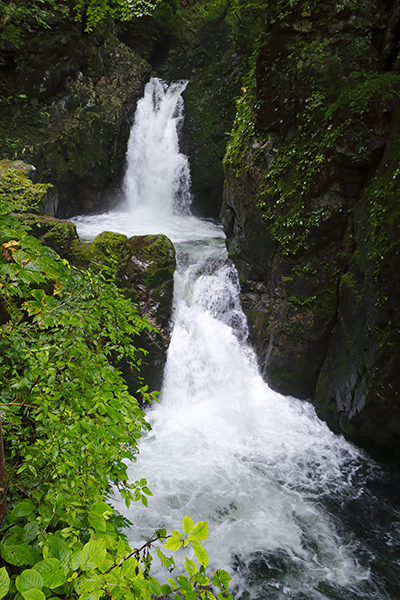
[73,78,400,600]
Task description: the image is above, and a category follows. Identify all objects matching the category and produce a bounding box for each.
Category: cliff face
[0,16,151,217]
[221,0,400,447]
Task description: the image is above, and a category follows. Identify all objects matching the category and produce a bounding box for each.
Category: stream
[72,78,400,600]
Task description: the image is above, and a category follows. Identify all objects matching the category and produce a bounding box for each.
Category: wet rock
[66,231,176,393]
[17,214,78,256]
[221,0,400,448]
[0,28,151,217]
[123,234,176,393]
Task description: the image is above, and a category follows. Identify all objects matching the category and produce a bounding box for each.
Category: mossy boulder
[17,214,78,256]
[67,231,133,282]
[125,234,176,330]
[66,231,176,393]
[0,160,58,216]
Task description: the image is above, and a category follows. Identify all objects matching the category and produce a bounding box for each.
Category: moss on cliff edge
[0,159,55,214]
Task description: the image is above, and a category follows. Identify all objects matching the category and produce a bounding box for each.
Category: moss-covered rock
[181,49,243,218]
[0,159,58,215]
[17,214,78,256]
[122,234,176,393]
[66,231,176,393]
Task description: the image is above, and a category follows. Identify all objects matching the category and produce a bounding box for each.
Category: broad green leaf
[33,559,66,589]
[160,584,172,595]
[30,289,46,303]
[156,528,167,540]
[23,521,40,544]
[192,521,208,541]
[71,550,82,571]
[164,537,183,551]
[213,569,232,591]
[21,590,46,600]
[80,539,106,570]
[184,557,197,577]
[0,567,10,600]
[177,575,192,592]
[16,569,44,593]
[182,515,193,536]
[0,543,33,566]
[48,538,70,572]
[89,501,112,518]
[9,500,35,522]
[167,578,176,589]
[88,514,106,532]
[147,577,161,595]
[193,544,209,568]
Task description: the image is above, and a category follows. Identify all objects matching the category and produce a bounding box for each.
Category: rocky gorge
[1,0,400,453]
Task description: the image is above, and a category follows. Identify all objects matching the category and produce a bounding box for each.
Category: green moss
[68,231,132,278]
[224,0,395,257]
[16,214,78,256]
[139,234,175,290]
[0,160,53,215]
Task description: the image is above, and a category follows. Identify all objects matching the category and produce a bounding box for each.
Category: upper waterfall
[123,77,192,216]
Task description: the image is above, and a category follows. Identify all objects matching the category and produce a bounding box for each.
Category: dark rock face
[0,25,151,217]
[222,0,400,448]
[124,235,176,392]
[182,51,243,220]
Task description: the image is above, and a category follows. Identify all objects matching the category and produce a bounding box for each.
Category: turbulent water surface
[73,78,400,600]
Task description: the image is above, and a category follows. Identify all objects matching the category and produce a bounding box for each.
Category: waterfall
[123,78,192,216]
[73,78,400,600]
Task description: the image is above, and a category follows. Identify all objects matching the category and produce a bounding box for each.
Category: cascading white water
[124,78,192,216]
[73,78,400,600]
[72,77,214,243]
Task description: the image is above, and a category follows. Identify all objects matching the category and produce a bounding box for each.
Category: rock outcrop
[65,230,176,393]
[0,22,151,217]
[222,0,400,448]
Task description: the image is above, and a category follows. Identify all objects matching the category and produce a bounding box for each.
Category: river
[72,78,400,600]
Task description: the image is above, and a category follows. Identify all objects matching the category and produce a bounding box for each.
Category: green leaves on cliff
[73,0,162,31]
[224,0,400,256]
[0,214,157,514]
[0,0,161,53]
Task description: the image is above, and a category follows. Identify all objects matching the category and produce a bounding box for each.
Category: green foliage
[0,0,69,50]
[0,507,233,600]
[0,0,161,56]
[0,215,233,599]
[0,215,156,512]
[224,0,399,256]
[0,163,53,215]
[72,0,162,32]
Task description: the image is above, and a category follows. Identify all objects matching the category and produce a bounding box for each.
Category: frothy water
[72,77,197,243]
[72,78,400,599]
[115,245,400,600]
[124,78,192,216]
